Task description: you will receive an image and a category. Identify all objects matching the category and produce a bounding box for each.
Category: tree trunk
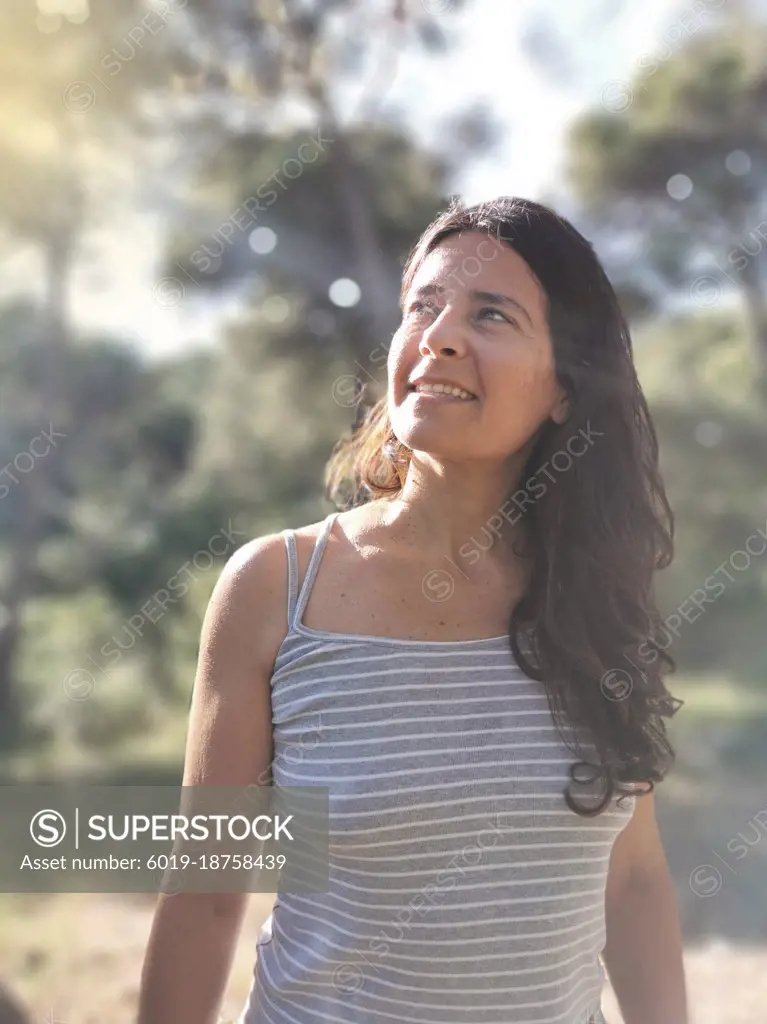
[309,83,400,429]
[283,0,402,422]
[332,131,396,342]
[740,253,767,400]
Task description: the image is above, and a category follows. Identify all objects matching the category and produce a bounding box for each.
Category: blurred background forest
[0,0,766,1021]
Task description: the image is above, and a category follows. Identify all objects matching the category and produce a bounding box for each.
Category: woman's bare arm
[602,791,688,1024]
[137,532,289,1024]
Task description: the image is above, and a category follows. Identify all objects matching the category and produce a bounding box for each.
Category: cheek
[504,338,556,389]
[386,329,409,380]
[516,359,557,397]
[488,348,559,422]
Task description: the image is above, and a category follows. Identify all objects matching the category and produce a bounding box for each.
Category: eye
[477,306,517,327]
[406,300,440,318]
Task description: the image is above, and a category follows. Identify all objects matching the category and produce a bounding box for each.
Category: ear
[550,384,570,425]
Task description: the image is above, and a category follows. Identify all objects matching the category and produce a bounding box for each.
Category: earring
[384,434,409,486]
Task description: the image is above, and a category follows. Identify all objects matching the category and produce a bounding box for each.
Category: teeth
[414,383,474,400]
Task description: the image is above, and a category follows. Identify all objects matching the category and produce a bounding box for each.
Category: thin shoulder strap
[282,512,338,631]
[282,528,300,629]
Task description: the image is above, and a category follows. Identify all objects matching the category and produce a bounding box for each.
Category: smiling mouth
[407,383,477,401]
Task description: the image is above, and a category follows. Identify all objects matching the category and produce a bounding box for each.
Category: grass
[0,889,277,1024]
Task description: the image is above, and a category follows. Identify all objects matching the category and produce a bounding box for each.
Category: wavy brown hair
[325,196,684,817]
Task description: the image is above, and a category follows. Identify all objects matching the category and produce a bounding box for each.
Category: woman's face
[387,230,569,463]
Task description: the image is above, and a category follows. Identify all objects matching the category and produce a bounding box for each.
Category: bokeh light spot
[725,150,751,176]
[249,227,277,254]
[695,421,723,447]
[329,278,361,308]
[667,174,693,201]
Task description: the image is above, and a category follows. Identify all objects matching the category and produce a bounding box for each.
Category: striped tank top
[238,512,634,1024]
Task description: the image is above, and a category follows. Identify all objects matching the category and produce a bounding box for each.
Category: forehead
[408,230,542,301]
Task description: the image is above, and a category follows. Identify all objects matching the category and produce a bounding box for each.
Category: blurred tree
[633,308,767,683]
[565,22,767,389]
[155,0,488,514]
[161,121,460,519]
[161,0,477,396]
[0,0,190,733]
[527,6,767,711]
[0,0,485,743]
[0,304,220,734]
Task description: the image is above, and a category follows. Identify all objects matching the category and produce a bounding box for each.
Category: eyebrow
[409,283,534,329]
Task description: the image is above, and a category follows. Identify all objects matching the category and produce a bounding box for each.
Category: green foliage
[0,0,486,764]
[568,25,767,209]
[635,310,767,679]
[565,19,767,392]
[165,123,449,351]
[1,0,764,782]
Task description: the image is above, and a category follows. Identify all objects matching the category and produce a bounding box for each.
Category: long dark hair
[325,195,683,816]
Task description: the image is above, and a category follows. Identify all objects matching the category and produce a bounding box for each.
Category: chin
[394,423,474,461]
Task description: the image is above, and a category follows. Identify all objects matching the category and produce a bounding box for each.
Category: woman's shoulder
[211,512,338,626]
[216,503,382,619]
[202,501,390,673]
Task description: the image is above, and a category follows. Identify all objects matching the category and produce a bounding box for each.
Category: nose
[418,305,470,359]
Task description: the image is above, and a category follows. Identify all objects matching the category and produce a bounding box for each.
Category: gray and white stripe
[239,513,628,1024]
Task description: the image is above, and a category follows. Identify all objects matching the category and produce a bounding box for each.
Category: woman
[138,196,688,1024]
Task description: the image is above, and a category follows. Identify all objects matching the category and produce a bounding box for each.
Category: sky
[6,0,690,357]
